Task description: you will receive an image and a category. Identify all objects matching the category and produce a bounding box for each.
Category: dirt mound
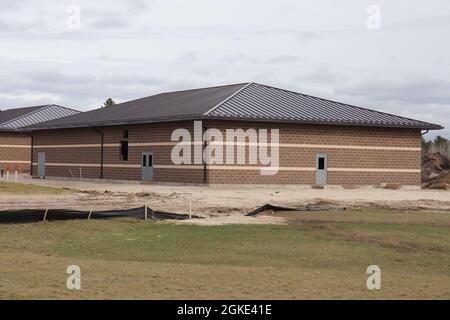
[422,152,449,182]
[423,171,450,190]
[422,152,450,189]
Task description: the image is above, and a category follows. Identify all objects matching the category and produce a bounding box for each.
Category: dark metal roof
[0,106,44,125]
[0,105,80,131]
[27,83,247,130]
[207,83,443,130]
[26,82,443,130]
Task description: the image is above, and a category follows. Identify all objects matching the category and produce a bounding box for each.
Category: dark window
[148,155,153,167]
[142,154,147,166]
[318,157,325,170]
[120,130,129,161]
[121,141,129,161]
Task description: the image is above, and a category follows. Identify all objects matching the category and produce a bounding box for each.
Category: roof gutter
[202,122,207,184]
[23,114,206,131]
[23,115,444,132]
[29,133,34,176]
[200,116,444,131]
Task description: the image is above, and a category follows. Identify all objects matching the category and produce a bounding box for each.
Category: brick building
[28,83,442,186]
[0,105,79,175]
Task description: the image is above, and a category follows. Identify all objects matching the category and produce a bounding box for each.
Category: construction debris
[423,171,450,190]
[245,203,338,216]
[422,152,450,190]
[383,184,402,190]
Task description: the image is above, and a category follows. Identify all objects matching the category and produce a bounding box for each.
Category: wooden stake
[43,209,48,222]
[88,210,93,220]
[189,201,192,219]
[144,201,148,221]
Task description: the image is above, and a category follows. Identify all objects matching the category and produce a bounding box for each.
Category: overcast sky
[0,0,449,138]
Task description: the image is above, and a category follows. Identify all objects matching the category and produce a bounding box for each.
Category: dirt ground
[0,178,449,225]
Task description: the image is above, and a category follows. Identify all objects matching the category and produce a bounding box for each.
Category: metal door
[38,152,46,178]
[141,152,153,181]
[315,153,327,185]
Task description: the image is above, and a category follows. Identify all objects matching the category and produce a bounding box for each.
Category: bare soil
[422,152,450,190]
[0,178,449,225]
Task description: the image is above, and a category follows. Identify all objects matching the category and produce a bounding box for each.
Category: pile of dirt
[422,152,450,190]
[423,171,450,190]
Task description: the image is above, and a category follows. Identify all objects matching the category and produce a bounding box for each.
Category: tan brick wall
[204,120,422,186]
[31,121,204,183]
[31,120,422,186]
[0,132,31,173]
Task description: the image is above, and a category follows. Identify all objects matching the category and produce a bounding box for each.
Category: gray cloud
[0,0,448,139]
[336,77,450,106]
[266,55,302,64]
[0,67,168,109]
[296,31,322,42]
[179,51,199,63]
[90,17,129,30]
[0,18,9,30]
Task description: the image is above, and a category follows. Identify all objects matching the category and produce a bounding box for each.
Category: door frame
[315,153,328,185]
[141,151,154,181]
[38,152,46,178]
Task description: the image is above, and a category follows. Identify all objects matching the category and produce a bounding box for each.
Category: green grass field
[0,209,449,299]
[0,182,71,194]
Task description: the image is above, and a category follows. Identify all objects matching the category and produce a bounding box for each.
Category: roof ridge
[47,104,81,114]
[0,105,49,127]
[203,82,252,116]
[0,105,49,113]
[105,82,250,111]
[0,105,80,130]
[250,82,442,128]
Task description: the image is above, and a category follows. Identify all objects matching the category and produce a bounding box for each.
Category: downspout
[202,122,207,184]
[93,128,104,179]
[421,130,429,136]
[100,131,104,179]
[29,133,34,176]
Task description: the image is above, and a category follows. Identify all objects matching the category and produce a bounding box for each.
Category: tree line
[422,136,449,157]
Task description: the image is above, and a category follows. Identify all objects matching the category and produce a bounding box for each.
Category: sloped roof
[206,83,443,129]
[0,105,80,131]
[26,84,246,129]
[0,106,44,125]
[27,83,442,130]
